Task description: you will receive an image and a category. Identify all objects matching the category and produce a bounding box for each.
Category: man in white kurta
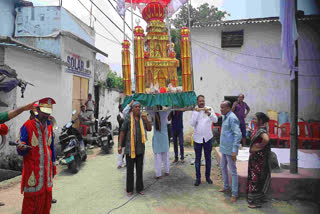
[151,110,170,179]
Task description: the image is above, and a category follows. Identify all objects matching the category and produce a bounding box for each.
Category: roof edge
[191,15,320,28]
[60,31,108,58]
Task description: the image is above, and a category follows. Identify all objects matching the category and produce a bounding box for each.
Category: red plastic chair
[250,120,257,134]
[79,122,88,137]
[309,122,320,149]
[278,122,291,148]
[298,122,313,149]
[267,120,279,147]
[212,113,221,136]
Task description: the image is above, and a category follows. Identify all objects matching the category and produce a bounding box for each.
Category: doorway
[72,76,88,128]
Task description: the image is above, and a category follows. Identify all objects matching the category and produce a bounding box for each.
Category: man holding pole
[118,101,151,196]
[190,95,218,186]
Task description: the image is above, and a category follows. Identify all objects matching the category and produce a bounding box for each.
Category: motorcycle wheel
[69,156,80,173]
[102,145,108,154]
[82,154,87,161]
[108,148,113,154]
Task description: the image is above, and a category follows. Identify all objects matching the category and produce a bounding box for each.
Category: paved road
[0,133,319,214]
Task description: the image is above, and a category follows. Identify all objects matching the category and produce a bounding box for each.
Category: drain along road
[0,133,319,214]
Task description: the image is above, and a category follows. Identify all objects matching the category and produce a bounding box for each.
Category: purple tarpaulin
[0,79,19,92]
[280,0,299,80]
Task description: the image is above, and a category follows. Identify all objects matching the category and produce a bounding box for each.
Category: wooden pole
[290,0,298,174]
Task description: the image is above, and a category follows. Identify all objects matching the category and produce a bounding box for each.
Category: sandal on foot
[218,188,229,192]
[248,204,261,209]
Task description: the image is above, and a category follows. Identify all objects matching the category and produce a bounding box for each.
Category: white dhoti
[154,152,170,177]
[117,147,126,167]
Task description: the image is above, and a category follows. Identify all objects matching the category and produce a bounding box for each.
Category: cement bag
[267,110,278,121]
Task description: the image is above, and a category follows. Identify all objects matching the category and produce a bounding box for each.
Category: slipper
[0,202,5,206]
[248,204,261,209]
[138,191,145,195]
[154,176,162,179]
[218,188,229,192]
[127,192,133,197]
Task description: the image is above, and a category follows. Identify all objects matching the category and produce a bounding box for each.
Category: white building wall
[185,21,320,131]
[98,89,122,132]
[0,48,74,165]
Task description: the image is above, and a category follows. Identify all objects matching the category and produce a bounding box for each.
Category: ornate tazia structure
[181,27,193,91]
[141,0,179,89]
[121,0,196,108]
[134,26,146,93]
[122,40,132,95]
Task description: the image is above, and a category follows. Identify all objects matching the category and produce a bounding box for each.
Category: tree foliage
[171,3,230,29]
[106,72,123,90]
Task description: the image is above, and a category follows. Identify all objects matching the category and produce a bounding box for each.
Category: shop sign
[66,53,91,78]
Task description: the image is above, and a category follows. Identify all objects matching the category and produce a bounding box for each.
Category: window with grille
[221,30,244,48]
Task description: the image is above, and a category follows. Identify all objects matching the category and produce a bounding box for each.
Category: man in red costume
[17,97,56,214]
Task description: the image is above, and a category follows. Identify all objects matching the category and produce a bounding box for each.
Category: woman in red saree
[247,112,271,208]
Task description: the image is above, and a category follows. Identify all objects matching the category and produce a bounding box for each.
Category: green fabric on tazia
[123,91,197,108]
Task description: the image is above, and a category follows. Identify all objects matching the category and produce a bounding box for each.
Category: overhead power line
[77,0,123,43]
[192,40,320,77]
[89,0,131,40]
[96,31,133,55]
[95,31,121,45]
[106,0,132,31]
[192,39,320,62]
[111,0,143,19]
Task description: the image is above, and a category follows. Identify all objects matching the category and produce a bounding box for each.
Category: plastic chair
[212,113,221,135]
[250,120,257,133]
[309,122,320,149]
[212,123,221,135]
[298,122,313,149]
[278,123,291,148]
[267,120,279,147]
[79,122,88,137]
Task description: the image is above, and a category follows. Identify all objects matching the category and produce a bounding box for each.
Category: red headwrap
[0,124,9,135]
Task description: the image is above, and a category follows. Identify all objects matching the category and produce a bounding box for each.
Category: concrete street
[0,133,319,214]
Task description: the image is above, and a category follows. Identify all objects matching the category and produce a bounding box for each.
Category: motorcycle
[79,118,102,148]
[58,110,87,173]
[98,114,114,153]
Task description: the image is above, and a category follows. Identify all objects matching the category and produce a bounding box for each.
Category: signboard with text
[65,53,92,78]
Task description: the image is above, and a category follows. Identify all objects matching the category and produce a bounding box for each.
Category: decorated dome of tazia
[142,0,165,22]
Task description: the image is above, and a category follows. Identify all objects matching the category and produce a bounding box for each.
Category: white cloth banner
[116,0,126,16]
[167,0,188,17]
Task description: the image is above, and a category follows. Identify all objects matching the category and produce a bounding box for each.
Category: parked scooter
[58,110,87,173]
[80,119,102,148]
[98,114,114,153]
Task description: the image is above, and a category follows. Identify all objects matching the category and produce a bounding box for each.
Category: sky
[29,0,319,75]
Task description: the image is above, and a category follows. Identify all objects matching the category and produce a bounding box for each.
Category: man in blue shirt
[219,100,241,203]
[168,111,184,163]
